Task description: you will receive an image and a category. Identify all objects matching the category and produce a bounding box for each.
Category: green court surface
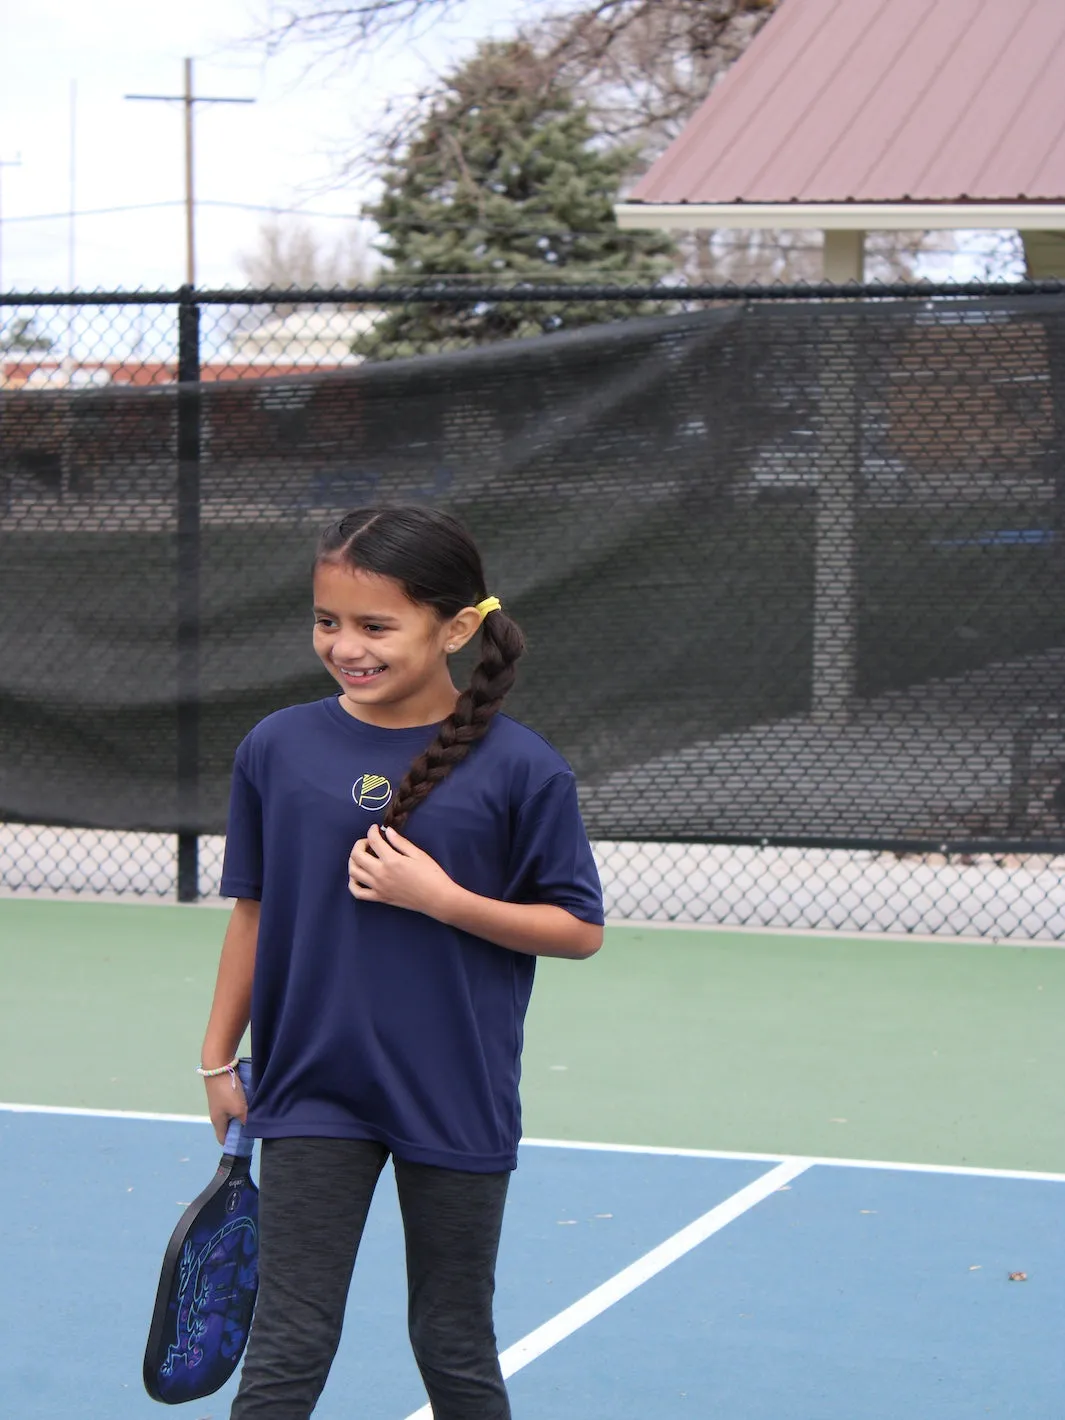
[1,896,1062,1173]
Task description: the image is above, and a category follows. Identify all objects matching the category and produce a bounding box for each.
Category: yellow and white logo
[353,774,393,811]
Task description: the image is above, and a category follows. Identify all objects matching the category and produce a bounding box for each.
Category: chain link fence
[2,281,1064,938]
[1,824,1062,940]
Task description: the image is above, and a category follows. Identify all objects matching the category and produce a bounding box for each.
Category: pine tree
[356,40,676,358]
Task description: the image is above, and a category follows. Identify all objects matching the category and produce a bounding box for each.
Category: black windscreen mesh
[2,294,1064,848]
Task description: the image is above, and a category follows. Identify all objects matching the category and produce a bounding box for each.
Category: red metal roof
[629,0,1065,206]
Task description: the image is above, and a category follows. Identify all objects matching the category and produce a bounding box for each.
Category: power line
[0,199,364,224]
[0,199,1019,258]
[0,153,23,292]
[2,199,184,223]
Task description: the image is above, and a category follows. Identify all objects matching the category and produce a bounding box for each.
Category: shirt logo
[353,774,393,811]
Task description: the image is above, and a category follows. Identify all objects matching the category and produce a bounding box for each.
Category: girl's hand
[204,1069,248,1146]
[348,823,458,918]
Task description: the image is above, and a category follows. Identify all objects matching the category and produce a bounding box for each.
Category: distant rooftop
[626,0,1065,208]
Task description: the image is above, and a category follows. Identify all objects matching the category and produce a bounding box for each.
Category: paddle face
[143,1059,259,1404]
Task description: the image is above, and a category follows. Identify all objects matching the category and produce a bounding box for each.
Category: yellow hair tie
[475,596,501,621]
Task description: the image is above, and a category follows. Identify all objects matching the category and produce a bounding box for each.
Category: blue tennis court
[3,1106,1062,1419]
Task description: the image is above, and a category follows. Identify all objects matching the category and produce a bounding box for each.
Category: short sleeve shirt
[221,696,604,1172]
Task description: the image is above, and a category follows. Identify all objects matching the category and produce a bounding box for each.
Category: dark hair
[316,505,526,831]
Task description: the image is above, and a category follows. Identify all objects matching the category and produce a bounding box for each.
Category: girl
[200,504,604,1420]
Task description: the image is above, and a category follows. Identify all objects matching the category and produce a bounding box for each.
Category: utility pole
[125,58,253,285]
[124,63,250,903]
[67,81,77,364]
[68,81,77,292]
[0,154,23,293]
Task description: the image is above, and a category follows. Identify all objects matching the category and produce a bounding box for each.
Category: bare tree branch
[532,0,782,160]
[250,0,777,102]
[251,0,465,58]
[250,1,980,285]
[237,215,377,286]
[277,0,782,191]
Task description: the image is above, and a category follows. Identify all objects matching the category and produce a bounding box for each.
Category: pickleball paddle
[143,1058,259,1404]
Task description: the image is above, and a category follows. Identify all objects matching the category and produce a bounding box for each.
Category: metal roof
[627,0,1065,207]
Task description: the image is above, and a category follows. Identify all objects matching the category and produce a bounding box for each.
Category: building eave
[614,202,1065,232]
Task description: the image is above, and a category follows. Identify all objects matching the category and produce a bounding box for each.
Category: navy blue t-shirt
[220,695,604,1172]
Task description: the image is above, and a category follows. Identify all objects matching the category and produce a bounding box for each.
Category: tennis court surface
[2,897,1063,1418]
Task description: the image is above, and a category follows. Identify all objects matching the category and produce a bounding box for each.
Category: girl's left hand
[348,823,458,918]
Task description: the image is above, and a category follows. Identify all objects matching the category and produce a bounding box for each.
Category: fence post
[1007,719,1036,836]
[1047,303,1065,582]
[811,307,859,725]
[176,287,201,902]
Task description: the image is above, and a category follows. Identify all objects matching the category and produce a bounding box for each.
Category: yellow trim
[475,596,502,620]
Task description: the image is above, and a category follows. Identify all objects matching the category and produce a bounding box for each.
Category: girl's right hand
[204,1070,248,1146]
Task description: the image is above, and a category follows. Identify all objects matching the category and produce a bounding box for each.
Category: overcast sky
[0,0,527,292]
[0,1,1023,294]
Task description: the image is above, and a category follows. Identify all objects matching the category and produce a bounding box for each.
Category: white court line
[5,890,1061,945]
[6,890,1065,948]
[400,1158,809,1420]
[604,917,1065,949]
[521,1136,1065,1183]
[0,886,229,910]
[0,1102,206,1123]
[2,1105,1063,1183]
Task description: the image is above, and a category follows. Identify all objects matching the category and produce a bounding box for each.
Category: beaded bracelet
[197,1056,240,1087]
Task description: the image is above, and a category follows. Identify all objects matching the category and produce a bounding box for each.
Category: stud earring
[447,643,456,652]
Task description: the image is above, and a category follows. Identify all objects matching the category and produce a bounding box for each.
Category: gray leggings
[231,1137,512,1419]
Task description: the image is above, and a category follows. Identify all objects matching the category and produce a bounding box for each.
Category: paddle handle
[222,1058,254,1159]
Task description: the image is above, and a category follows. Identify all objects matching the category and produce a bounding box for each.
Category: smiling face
[312,560,479,729]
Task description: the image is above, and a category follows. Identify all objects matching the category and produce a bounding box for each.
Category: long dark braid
[316,505,526,832]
